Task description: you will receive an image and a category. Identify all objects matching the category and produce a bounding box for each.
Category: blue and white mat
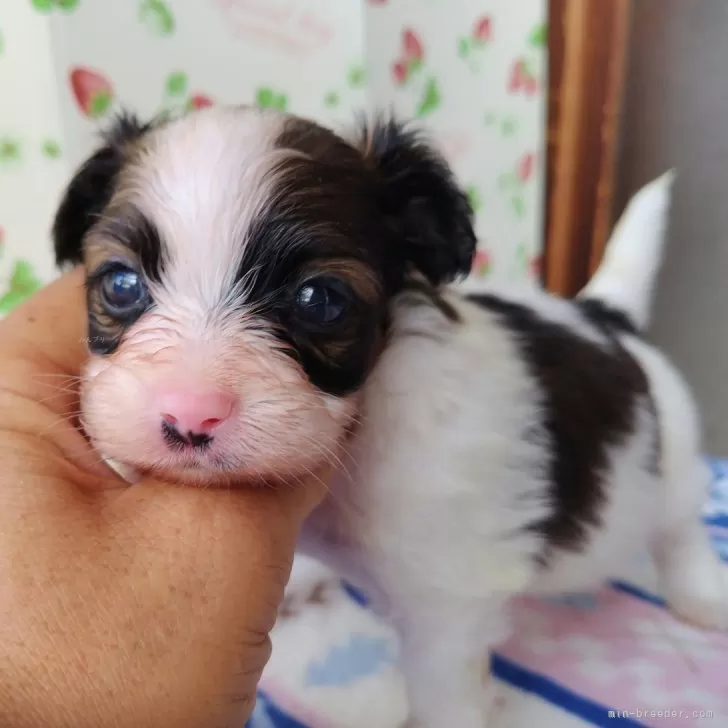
[248,459,728,728]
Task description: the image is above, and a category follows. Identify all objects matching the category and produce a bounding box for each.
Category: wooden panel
[543,0,633,296]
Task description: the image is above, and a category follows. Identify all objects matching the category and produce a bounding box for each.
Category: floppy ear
[51,111,153,268]
[353,116,477,286]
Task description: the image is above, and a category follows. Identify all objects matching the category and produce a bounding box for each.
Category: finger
[271,456,337,523]
[0,267,89,421]
[109,455,335,533]
[0,267,88,387]
[0,268,120,480]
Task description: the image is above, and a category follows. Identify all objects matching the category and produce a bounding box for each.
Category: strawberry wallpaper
[0,0,547,314]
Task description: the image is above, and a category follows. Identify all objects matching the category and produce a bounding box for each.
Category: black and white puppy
[53,106,726,728]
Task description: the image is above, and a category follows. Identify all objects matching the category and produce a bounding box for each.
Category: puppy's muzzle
[156,390,235,451]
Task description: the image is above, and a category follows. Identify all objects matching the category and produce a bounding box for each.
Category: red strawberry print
[508,60,526,93]
[509,59,539,96]
[472,249,490,276]
[530,255,542,279]
[402,29,424,61]
[187,94,213,110]
[70,67,114,118]
[472,16,492,42]
[517,153,535,183]
[392,59,408,84]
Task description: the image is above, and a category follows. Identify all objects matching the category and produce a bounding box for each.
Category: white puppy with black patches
[53,106,726,728]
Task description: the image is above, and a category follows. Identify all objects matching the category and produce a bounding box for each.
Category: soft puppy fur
[54,107,471,484]
[54,106,727,728]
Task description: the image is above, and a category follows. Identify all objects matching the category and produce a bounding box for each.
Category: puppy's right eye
[100,267,149,318]
[293,276,353,330]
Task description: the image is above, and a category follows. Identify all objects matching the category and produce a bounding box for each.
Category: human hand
[0,269,333,728]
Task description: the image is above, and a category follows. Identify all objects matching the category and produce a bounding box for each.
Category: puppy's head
[53,106,475,483]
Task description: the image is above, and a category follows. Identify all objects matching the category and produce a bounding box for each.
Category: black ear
[353,116,477,286]
[52,111,154,268]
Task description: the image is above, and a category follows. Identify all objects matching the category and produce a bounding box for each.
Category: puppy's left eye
[293,277,353,327]
[100,268,148,317]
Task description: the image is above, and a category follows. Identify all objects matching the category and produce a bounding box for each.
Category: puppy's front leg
[397,597,508,728]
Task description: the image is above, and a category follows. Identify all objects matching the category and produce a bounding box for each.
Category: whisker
[31,373,84,382]
[34,389,82,407]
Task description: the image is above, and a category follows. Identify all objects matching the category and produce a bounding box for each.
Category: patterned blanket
[248,459,728,728]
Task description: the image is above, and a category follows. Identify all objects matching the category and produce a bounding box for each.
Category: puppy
[53,106,727,728]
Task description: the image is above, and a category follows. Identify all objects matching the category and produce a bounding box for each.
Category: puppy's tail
[577,170,675,335]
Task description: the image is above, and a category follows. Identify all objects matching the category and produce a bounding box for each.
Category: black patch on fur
[231,115,473,396]
[83,211,161,357]
[91,206,166,283]
[233,118,391,396]
[84,286,155,357]
[466,293,654,555]
[400,278,461,323]
[51,111,157,268]
[352,116,477,287]
[577,298,640,336]
[86,314,125,356]
[84,271,155,357]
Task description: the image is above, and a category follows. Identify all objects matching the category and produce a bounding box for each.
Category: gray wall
[615,0,728,456]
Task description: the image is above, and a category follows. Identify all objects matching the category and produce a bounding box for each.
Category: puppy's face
[53,107,475,484]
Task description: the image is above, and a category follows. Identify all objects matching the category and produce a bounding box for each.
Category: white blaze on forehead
[125,107,290,311]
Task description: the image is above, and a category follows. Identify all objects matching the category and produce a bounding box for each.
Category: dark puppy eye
[293,277,353,328]
[100,267,148,317]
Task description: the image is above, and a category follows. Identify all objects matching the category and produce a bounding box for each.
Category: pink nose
[157,390,235,435]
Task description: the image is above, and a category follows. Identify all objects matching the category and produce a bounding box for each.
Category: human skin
[0,268,332,728]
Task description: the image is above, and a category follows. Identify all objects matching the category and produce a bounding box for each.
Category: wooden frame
[543,0,633,296]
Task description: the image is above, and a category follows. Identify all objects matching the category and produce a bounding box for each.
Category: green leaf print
[466,185,482,213]
[521,58,536,79]
[0,260,42,315]
[31,0,80,12]
[42,139,62,159]
[89,91,112,118]
[55,0,81,11]
[416,78,441,118]
[31,0,53,13]
[457,37,470,58]
[324,91,340,108]
[166,71,188,97]
[272,94,287,111]
[347,65,366,88]
[529,23,547,47]
[139,0,175,37]
[255,88,287,111]
[408,57,423,75]
[501,117,518,137]
[255,88,274,108]
[0,138,21,164]
[10,260,39,290]
[511,195,526,219]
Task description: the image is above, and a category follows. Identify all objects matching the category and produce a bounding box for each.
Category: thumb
[0,268,88,410]
[111,454,336,535]
[0,268,122,481]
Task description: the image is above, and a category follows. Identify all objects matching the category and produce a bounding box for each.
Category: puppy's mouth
[100,444,244,486]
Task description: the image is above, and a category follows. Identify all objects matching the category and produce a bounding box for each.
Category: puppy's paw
[279,554,340,619]
[668,564,728,632]
[662,534,728,632]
